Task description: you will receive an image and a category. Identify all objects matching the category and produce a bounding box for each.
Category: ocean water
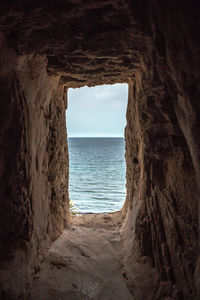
[68,138,126,213]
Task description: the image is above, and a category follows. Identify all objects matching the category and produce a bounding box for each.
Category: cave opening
[67,83,128,213]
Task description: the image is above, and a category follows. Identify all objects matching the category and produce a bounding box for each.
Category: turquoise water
[68,138,126,213]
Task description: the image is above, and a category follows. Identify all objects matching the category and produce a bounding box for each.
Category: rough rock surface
[0,1,200,299]
[122,77,198,299]
[30,213,134,300]
[0,35,70,298]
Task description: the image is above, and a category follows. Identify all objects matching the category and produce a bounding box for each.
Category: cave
[0,1,200,299]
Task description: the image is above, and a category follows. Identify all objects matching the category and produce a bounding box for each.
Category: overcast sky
[66,83,128,137]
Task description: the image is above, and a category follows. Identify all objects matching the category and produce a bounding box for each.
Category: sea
[68,137,126,213]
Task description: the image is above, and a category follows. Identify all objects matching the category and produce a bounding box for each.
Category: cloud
[66,83,128,137]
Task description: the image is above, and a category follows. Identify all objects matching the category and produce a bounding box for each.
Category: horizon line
[68,136,124,138]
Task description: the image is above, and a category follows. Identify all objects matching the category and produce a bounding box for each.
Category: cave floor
[30,212,134,300]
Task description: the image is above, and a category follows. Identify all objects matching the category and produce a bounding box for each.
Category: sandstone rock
[0,1,199,299]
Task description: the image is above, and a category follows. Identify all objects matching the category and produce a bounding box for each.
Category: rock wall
[0,1,199,299]
[122,75,198,299]
[0,33,70,298]
[122,2,200,298]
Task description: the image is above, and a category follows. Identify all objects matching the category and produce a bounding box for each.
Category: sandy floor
[30,212,134,300]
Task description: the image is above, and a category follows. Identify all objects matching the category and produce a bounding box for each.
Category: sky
[66,83,128,137]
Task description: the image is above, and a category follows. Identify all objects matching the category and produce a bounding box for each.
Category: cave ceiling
[0,0,150,87]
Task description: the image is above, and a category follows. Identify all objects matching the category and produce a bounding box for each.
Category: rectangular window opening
[66,83,128,214]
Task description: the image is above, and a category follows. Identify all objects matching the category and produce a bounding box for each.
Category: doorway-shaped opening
[67,83,128,213]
